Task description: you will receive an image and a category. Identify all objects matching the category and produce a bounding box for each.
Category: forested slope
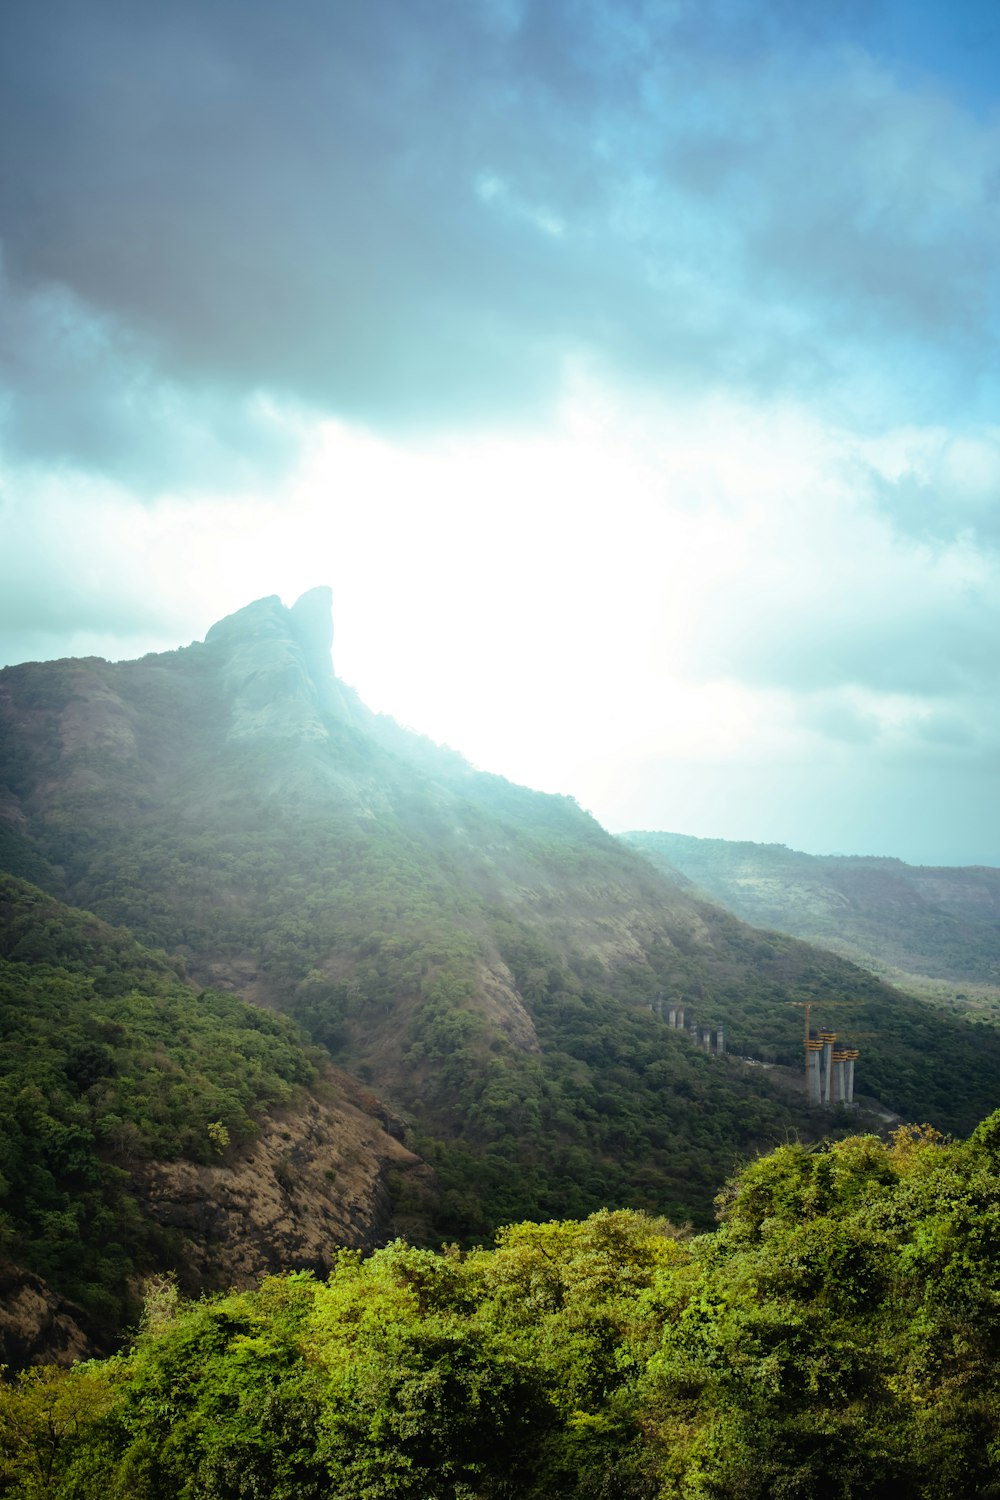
[0,874,421,1358]
[3,591,1000,1265]
[625,830,1000,995]
[7,1114,1000,1498]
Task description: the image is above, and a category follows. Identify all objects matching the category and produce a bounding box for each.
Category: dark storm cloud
[0,258,299,487]
[0,0,590,442]
[2,0,998,480]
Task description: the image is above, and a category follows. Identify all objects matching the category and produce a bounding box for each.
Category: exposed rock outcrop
[129,1079,431,1295]
[0,1263,104,1369]
[205,589,356,741]
[0,1081,430,1368]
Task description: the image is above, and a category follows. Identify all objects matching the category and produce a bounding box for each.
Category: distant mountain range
[4,590,1000,1360]
[624,832,1000,1009]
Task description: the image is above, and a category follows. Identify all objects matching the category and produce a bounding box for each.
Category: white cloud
[2,0,999,864]
[2,373,999,863]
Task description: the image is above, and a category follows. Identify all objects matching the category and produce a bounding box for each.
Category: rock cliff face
[205,589,358,741]
[130,1076,430,1294]
[0,863,435,1367]
[0,1079,428,1368]
[0,1263,102,1369]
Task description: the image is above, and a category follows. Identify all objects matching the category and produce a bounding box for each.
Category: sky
[2,0,1000,867]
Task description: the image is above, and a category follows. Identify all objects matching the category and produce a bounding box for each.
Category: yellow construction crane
[785,999,864,1047]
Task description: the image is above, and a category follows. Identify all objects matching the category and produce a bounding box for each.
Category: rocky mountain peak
[203,593,287,648]
[290,585,335,662]
[203,589,354,741]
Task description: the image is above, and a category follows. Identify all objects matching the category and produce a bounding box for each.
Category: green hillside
[3,591,1000,1304]
[8,1114,1000,1498]
[0,874,315,1335]
[624,830,1000,1003]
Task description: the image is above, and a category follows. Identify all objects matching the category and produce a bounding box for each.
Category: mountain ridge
[624,830,1000,1009]
[4,590,1000,1361]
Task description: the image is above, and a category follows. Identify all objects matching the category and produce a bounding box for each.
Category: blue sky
[1,0,999,864]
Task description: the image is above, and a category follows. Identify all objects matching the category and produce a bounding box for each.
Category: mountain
[4,589,1000,1358]
[623,831,1000,1010]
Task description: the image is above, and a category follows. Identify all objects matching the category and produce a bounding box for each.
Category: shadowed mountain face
[4,591,1000,1271]
[0,870,420,1363]
[624,831,1000,1002]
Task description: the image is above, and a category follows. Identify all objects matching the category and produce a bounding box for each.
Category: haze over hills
[4,589,1000,1360]
[624,831,1000,1011]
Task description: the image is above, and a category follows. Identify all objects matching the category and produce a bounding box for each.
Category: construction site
[805,1033,860,1106]
[651,995,863,1108]
[648,998,726,1055]
[790,1001,864,1107]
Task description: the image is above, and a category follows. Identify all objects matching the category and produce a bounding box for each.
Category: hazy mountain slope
[624,831,1000,999]
[3,591,1000,1250]
[0,872,422,1362]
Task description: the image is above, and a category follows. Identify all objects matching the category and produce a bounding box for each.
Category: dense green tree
[0,876,316,1330]
[8,1118,1000,1497]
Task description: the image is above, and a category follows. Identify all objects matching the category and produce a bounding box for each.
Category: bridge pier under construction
[649,998,726,1055]
[806,1029,859,1107]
